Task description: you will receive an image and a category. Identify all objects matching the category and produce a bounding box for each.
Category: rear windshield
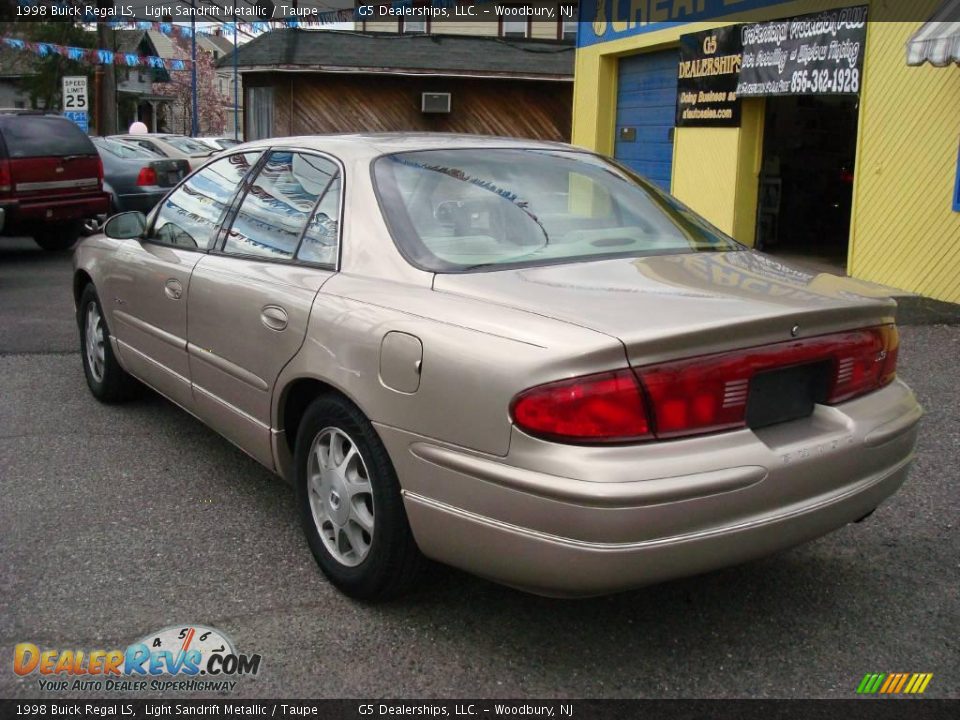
[94,138,161,159]
[0,116,96,159]
[373,149,741,273]
[165,136,213,155]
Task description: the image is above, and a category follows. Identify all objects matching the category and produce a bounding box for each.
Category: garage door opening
[755,95,860,274]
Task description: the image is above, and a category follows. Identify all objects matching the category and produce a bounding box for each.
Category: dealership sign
[676,27,743,127]
[736,5,868,96]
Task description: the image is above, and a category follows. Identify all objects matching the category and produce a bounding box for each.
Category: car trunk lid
[432,251,898,366]
[148,158,189,187]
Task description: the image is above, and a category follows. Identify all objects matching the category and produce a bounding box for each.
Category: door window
[223,151,341,263]
[151,152,261,250]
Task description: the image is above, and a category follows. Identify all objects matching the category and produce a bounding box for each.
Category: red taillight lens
[639,353,751,438]
[511,369,652,442]
[638,325,899,438]
[96,156,104,185]
[511,326,899,444]
[136,166,157,186]
[830,324,899,403]
[0,158,11,193]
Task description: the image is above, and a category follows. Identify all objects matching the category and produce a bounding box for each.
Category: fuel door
[379,331,423,394]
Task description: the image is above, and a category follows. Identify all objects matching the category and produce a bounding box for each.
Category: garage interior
[754,94,861,272]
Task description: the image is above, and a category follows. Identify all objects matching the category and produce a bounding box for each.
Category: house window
[248,86,274,141]
[401,19,427,34]
[501,9,529,38]
[561,19,577,41]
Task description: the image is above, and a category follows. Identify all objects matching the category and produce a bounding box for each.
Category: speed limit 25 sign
[62,76,88,111]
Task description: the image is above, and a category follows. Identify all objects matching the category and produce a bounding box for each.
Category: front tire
[34,221,82,251]
[78,284,137,403]
[295,395,424,600]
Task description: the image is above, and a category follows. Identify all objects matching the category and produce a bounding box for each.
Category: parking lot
[0,236,957,699]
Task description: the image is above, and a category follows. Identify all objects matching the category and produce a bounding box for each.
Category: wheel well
[73,270,93,304]
[280,378,345,453]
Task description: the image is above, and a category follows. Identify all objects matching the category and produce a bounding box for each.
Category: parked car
[0,110,108,250]
[73,135,922,600]
[92,137,189,215]
[196,136,241,152]
[109,133,214,170]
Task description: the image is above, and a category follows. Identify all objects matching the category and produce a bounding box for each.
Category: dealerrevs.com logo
[14,625,261,693]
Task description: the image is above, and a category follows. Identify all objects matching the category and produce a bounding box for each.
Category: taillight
[511,369,652,443]
[0,158,11,193]
[96,156,104,185]
[136,166,158,186]
[511,326,899,444]
[830,324,899,403]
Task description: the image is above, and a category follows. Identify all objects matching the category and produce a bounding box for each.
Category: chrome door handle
[261,305,288,331]
[164,279,183,300]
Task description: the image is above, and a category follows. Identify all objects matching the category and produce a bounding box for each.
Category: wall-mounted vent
[421,92,451,114]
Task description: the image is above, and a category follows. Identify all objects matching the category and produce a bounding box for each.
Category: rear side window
[223,151,340,262]
[151,152,261,250]
[126,138,167,156]
[165,136,213,154]
[95,139,158,159]
[0,116,96,158]
[298,174,341,266]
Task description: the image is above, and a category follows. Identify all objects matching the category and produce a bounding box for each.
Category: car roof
[234,133,579,160]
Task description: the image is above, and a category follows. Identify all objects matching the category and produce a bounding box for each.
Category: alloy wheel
[306,427,375,567]
[85,302,105,383]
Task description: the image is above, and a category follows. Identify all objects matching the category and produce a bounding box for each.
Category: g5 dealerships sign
[737,5,868,96]
[677,27,743,127]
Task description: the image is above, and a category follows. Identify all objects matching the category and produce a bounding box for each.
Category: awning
[906,0,960,66]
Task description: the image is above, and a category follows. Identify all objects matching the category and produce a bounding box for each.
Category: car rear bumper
[377,380,921,596]
[1,193,109,229]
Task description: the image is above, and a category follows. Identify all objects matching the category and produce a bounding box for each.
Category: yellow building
[572,0,960,303]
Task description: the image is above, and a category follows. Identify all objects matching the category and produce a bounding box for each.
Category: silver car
[110,133,215,171]
[73,134,922,599]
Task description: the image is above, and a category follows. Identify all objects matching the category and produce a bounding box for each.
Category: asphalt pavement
[0,237,957,699]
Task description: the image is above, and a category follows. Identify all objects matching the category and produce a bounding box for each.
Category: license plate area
[746,361,831,429]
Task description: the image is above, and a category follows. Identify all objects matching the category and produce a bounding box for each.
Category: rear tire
[295,394,425,600]
[78,284,138,403]
[34,221,82,251]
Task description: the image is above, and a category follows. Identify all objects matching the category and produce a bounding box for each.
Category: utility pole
[233,0,239,139]
[96,1,117,134]
[190,0,199,137]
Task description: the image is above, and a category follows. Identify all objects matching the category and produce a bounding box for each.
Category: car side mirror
[103,211,146,239]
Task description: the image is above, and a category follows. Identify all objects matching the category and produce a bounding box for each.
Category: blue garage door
[614,50,679,191]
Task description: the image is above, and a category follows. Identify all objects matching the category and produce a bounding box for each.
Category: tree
[2,22,97,112]
[151,37,225,136]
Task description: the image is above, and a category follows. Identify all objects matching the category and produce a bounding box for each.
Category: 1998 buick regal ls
[73,134,922,599]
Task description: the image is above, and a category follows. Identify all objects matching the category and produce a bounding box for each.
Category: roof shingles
[216,29,573,79]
